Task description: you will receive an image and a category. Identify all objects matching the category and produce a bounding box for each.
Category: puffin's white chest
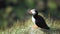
[32,16,35,24]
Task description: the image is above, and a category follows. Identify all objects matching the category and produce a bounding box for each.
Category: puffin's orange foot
[32,25,38,29]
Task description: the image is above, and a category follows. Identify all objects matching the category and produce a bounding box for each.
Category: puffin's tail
[43,26,50,30]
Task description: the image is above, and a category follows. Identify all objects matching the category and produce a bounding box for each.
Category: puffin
[28,9,50,30]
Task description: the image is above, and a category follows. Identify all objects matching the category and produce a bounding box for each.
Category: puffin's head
[28,9,38,15]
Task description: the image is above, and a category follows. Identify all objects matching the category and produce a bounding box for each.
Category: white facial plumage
[30,9,36,24]
[30,9,36,15]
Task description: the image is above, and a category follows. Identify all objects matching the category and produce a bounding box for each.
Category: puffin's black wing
[35,15,50,29]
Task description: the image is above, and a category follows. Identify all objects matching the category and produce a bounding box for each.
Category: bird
[28,9,50,30]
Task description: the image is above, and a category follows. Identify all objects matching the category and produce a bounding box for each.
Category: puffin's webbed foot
[32,25,39,29]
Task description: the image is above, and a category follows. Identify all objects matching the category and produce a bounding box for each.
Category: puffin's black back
[33,14,50,30]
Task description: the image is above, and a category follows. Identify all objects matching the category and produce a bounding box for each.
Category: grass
[0,13,60,34]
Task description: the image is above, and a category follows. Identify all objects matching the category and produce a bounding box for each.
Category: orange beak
[28,10,32,14]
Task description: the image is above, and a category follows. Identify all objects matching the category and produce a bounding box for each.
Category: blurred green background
[0,0,60,34]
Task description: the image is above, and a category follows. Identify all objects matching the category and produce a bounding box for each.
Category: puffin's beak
[28,11,32,14]
[27,10,32,14]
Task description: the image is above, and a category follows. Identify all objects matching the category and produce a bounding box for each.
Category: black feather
[33,10,50,30]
